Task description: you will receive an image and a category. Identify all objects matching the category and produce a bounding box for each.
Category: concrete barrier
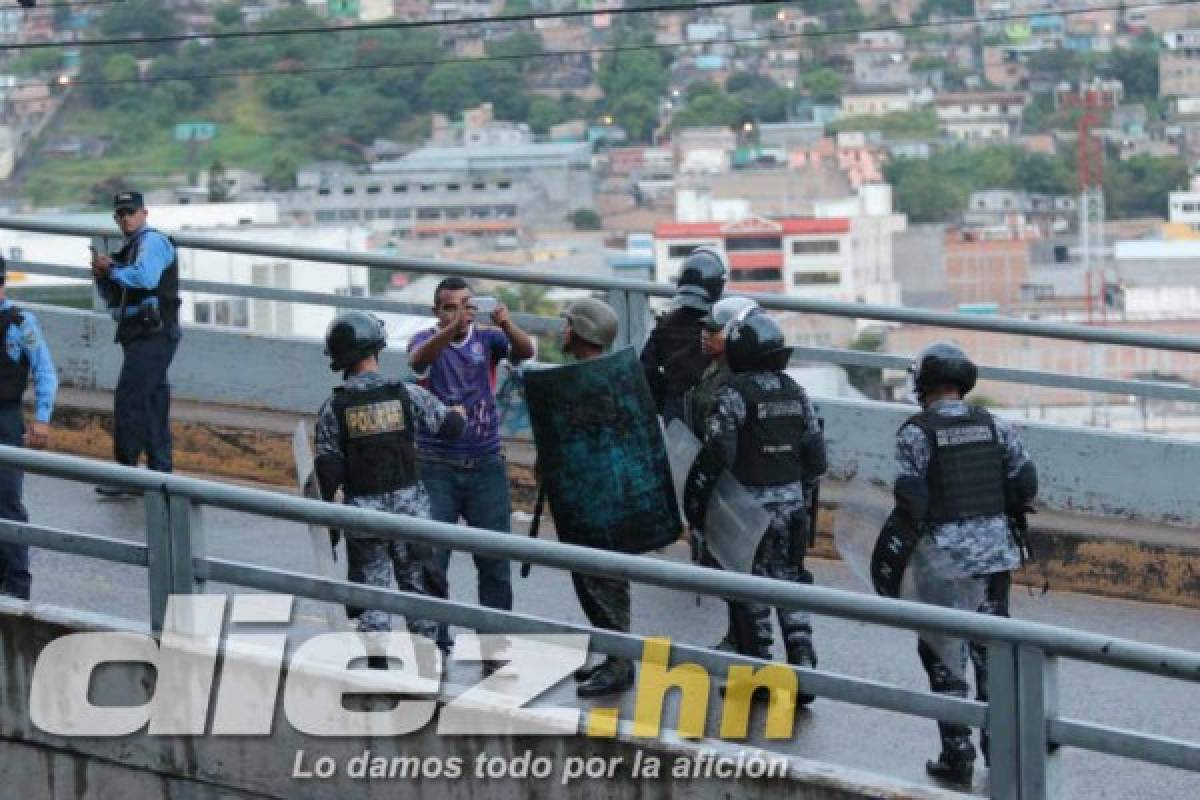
[0,600,959,800]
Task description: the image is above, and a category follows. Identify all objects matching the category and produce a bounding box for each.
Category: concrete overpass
[0,217,1197,799]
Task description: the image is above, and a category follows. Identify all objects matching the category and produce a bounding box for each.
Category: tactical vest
[907,407,1006,525]
[114,228,180,330]
[332,382,418,498]
[653,308,709,397]
[0,307,30,404]
[686,360,730,438]
[728,372,809,487]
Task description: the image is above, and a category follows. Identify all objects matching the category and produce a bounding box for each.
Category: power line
[7,0,1199,52]
[32,0,1195,91]
[2,0,783,51]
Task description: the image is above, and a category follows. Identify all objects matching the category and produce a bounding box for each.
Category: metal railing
[3,215,1200,405]
[0,445,1196,800]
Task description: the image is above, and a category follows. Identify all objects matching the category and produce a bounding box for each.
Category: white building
[813,184,905,307]
[935,91,1028,141]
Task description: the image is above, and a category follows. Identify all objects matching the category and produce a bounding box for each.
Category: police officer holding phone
[91,191,181,496]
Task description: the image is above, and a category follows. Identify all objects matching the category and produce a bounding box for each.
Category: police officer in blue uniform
[91,191,181,496]
[0,256,58,598]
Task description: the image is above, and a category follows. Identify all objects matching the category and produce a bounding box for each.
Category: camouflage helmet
[561,297,619,349]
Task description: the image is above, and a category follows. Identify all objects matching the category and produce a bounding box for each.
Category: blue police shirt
[0,298,57,423]
[110,225,175,291]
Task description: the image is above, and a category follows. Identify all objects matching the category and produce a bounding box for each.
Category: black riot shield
[524,347,682,554]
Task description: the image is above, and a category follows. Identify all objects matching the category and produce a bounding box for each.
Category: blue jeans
[115,330,179,472]
[0,403,30,599]
[420,452,513,648]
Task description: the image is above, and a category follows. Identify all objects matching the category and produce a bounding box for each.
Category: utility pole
[1077,74,1108,425]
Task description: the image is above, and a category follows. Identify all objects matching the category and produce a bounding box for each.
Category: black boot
[574,660,602,682]
[925,752,974,787]
[577,657,635,698]
[785,636,818,706]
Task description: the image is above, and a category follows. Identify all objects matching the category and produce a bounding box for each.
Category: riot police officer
[641,248,727,423]
[91,191,181,496]
[313,311,465,641]
[685,296,759,437]
[871,343,1037,787]
[685,314,827,700]
[554,297,637,697]
[683,296,758,650]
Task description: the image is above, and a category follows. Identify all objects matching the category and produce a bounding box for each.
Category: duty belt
[418,451,502,469]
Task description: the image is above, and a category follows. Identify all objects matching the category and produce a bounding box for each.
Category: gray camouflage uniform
[704,374,825,658]
[897,397,1033,762]
[316,371,452,637]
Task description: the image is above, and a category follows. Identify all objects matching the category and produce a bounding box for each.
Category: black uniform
[640,306,708,423]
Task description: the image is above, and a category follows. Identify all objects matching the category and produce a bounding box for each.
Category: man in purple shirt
[408,277,534,654]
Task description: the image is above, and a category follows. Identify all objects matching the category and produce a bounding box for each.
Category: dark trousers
[0,404,30,599]
[115,331,179,472]
[420,453,513,648]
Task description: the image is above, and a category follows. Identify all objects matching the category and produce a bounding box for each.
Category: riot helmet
[908,342,977,404]
[324,311,388,372]
[561,297,619,350]
[675,247,727,312]
[725,313,791,373]
[701,295,759,333]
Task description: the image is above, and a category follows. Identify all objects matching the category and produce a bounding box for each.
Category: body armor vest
[0,307,30,403]
[907,407,1006,524]
[114,228,180,331]
[653,308,709,397]
[332,382,418,498]
[728,372,809,487]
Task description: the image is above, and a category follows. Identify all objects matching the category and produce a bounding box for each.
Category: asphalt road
[20,473,1200,799]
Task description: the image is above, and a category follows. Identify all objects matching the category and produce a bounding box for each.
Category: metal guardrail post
[144,490,172,633]
[988,641,1020,800]
[1017,646,1060,799]
[168,494,204,596]
[608,288,652,350]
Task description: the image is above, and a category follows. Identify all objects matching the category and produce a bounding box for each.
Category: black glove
[329,528,342,558]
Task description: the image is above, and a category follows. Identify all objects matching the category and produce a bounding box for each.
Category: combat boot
[785,636,818,706]
[577,657,635,698]
[574,660,602,682]
[925,752,974,787]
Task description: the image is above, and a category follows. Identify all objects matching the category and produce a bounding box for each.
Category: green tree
[527,96,566,134]
[568,209,603,230]
[672,87,744,129]
[421,63,478,115]
[598,48,668,102]
[612,92,659,143]
[265,154,298,191]
[1107,47,1158,101]
[801,68,843,103]
[208,160,230,202]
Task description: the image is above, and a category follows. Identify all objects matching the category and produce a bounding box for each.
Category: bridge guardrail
[0,445,1195,800]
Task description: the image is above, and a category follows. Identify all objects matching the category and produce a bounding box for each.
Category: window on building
[496,180,512,190]
[725,236,782,251]
[447,183,461,191]
[378,209,392,219]
[417,208,441,220]
[335,286,368,298]
[667,244,701,258]
[792,271,841,285]
[193,301,212,324]
[445,207,464,220]
[732,268,782,282]
[472,181,486,190]
[420,184,435,192]
[791,240,840,255]
[339,209,359,220]
[395,209,412,219]
[366,185,381,195]
[315,210,337,222]
[7,247,20,262]
[495,205,517,217]
[393,184,408,193]
[342,187,355,195]
[317,188,331,196]
[470,207,491,218]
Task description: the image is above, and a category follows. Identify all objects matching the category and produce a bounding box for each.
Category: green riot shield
[524,347,682,554]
